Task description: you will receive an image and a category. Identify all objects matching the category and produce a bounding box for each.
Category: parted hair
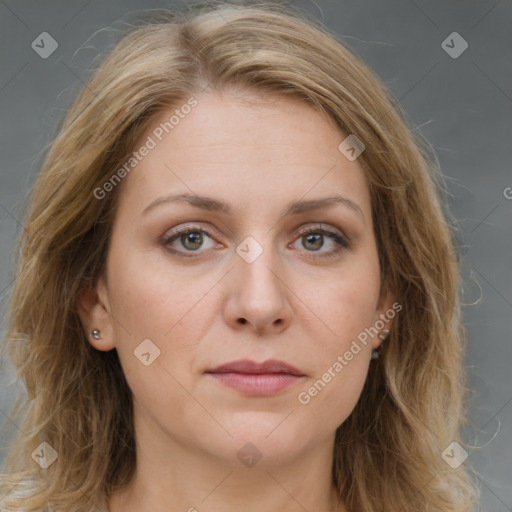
[0,1,479,511]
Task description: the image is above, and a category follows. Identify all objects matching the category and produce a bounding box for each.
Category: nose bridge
[235,233,284,296]
[229,233,290,330]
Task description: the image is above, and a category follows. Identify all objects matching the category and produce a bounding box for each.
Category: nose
[222,239,292,335]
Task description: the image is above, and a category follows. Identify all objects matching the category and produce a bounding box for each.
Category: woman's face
[83,89,394,468]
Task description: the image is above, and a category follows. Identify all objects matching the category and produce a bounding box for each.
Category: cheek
[296,255,380,420]
[335,281,379,340]
[105,244,173,358]
[297,355,370,434]
[106,239,195,331]
[312,264,381,350]
[296,287,375,428]
[105,242,224,375]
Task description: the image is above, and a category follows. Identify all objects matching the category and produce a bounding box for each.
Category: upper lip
[206,359,305,376]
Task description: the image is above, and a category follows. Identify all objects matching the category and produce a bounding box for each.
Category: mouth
[205,359,306,396]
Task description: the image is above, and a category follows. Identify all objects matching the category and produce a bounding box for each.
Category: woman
[0,1,479,511]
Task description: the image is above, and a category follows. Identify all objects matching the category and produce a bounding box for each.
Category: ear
[371,274,397,351]
[76,275,116,351]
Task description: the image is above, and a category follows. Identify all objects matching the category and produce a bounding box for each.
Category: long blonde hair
[0,1,479,510]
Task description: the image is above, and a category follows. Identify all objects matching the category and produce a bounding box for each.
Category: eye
[291,224,350,259]
[162,225,218,257]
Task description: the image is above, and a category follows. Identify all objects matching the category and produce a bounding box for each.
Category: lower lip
[207,372,304,396]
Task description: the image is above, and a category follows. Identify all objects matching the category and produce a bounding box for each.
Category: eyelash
[162,223,351,260]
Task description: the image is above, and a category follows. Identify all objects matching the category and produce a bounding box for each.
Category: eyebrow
[141,192,365,224]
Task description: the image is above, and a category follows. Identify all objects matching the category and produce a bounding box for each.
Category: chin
[209,421,311,462]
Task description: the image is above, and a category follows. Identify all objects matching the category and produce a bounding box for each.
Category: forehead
[115,90,371,223]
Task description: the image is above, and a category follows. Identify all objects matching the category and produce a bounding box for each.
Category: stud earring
[90,329,102,340]
[378,329,390,341]
[372,329,390,359]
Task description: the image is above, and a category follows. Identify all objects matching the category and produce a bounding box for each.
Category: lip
[207,359,304,376]
[206,359,305,396]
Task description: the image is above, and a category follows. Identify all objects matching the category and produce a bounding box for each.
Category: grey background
[0,0,511,509]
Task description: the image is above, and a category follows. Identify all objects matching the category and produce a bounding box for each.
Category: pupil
[183,232,202,250]
[305,233,322,250]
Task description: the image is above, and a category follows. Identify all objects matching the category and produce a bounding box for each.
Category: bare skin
[79,88,394,512]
